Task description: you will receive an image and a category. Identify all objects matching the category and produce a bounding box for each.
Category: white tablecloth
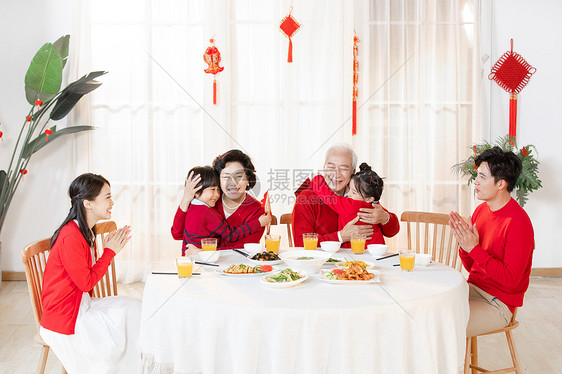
[140,250,469,374]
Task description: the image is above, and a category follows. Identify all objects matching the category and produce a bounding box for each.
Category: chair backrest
[270,215,278,226]
[280,213,293,247]
[400,211,463,272]
[21,238,52,329]
[92,221,118,298]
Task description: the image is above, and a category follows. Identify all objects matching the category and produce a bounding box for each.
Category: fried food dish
[336,262,375,280]
[223,264,271,274]
[340,260,368,268]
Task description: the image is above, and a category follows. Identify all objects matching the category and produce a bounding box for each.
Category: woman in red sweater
[310,162,399,247]
[40,173,141,373]
[171,166,271,254]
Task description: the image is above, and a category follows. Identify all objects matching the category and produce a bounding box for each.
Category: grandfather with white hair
[291,143,399,247]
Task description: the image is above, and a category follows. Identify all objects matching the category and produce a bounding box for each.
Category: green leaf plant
[0,35,107,232]
[452,135,542,207]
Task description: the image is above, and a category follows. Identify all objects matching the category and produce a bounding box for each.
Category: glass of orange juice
[265,234,281,253]
[201,238,217,251]
[176,257,194,278]
[399,250,416,272]
[303,233,318,250]
[350,234,366,254]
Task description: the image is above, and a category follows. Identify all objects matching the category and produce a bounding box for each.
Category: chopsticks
[195,261,219,267]
[233,249,249,257]
[376,253,399,261]
[152,272,201,275]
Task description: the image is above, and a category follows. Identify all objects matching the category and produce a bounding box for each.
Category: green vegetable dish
[266,269,302,283]
[327,258,342,263]
[296,256,314,260]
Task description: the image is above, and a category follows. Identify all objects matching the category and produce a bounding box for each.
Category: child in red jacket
[310,162,396,247]
[171,166,271,254]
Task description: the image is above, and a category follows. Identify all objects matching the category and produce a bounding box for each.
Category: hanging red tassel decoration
[352,33,360,136]
[45,129,53,141]
[203,38,224,105]
[488,39,536,139]
[260,190,272,235]
[279,7,301,63]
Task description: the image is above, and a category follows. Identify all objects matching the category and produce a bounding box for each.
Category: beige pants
[466,284,513,337]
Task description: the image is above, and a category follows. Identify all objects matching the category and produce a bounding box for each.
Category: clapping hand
[105,226,132,254]
[448,211,479,253]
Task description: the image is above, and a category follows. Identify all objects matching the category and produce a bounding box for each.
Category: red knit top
[214,194,265,249]
[459,198,534,312]
[292,178,399,247]
[41,221,115,335]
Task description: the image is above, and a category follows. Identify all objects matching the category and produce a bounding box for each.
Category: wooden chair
[464,308,521,374]
[400,211,463,271]
[22,238,67,374]
[92,221,118,298]
[270,214,278,226]
[280,213,293,247]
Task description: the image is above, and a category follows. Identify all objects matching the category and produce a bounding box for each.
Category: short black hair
[212,149,257,190]
[351,163,384,201]
[475,146,522,192]
[188,166,219,197]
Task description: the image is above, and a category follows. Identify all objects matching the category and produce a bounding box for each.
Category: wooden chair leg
[37,345,49,374]
[464,337,471,374]
[505,330,521,374]
[470,336,478,374]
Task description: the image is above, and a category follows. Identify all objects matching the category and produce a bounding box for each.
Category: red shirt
[292,178,399,247]
[459,198,534,312]
[171,199,262,253]
[41,221,115,335]
[309,175,399,247]
[214,194,266,249]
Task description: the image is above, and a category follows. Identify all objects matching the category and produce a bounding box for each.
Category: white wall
[488,1,562,268]
[0,0,77,274]
[1,1,560,273]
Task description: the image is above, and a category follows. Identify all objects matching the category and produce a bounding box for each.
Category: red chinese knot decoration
[352,33,360,136]
[45,129,53,141]
[203,38,224,105]
[279,8,301,63]
[488,39,536,138]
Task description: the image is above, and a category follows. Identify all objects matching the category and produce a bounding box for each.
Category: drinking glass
[201,238,217,251]
[265,234,281,253]
[176,257,194,278]
[303,233,318,250]
[350,234,366,254]
[399,250,416,271]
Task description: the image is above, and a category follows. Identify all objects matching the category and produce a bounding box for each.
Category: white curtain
[71,0,482,282]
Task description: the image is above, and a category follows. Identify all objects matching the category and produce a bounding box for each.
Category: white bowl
[198,251,220,263]
[278,250,331,274]
[367,244,388,256]
[243,243,263,256]
[320,241,341,253]
[415,253,432,266]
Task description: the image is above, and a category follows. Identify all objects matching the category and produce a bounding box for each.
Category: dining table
[139,249,469,374]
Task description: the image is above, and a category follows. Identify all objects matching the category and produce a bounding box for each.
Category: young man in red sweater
[449,146,534,337]
[292,143,399,247]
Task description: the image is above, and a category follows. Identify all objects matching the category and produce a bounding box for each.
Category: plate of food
[319,264,380,284]
[260,269,309,288]
[247,251,283,265]
[220,264,273,276]
[335,260,376,270]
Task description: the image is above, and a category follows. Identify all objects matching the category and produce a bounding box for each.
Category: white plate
[247,258,283,266]
[318,270,381,284]
[260,273,309,288]
[218,265,273,276]
[336,260,376,269]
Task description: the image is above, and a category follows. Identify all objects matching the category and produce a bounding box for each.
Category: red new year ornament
[279,8,301,63]
[352,33,360,135]
[20,169,28,180]
[203,38,224,105]
[45,129,53,141]
[0,131,3,142]
[35,100,43,106]
[489,39,536,139]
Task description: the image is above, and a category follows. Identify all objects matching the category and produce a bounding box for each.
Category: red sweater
[214,194,265,249]
[309,175,399,247]
[171,200,262,253]
[292,178,399,247]
[459,198,534,312]
[41,221,115,335]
